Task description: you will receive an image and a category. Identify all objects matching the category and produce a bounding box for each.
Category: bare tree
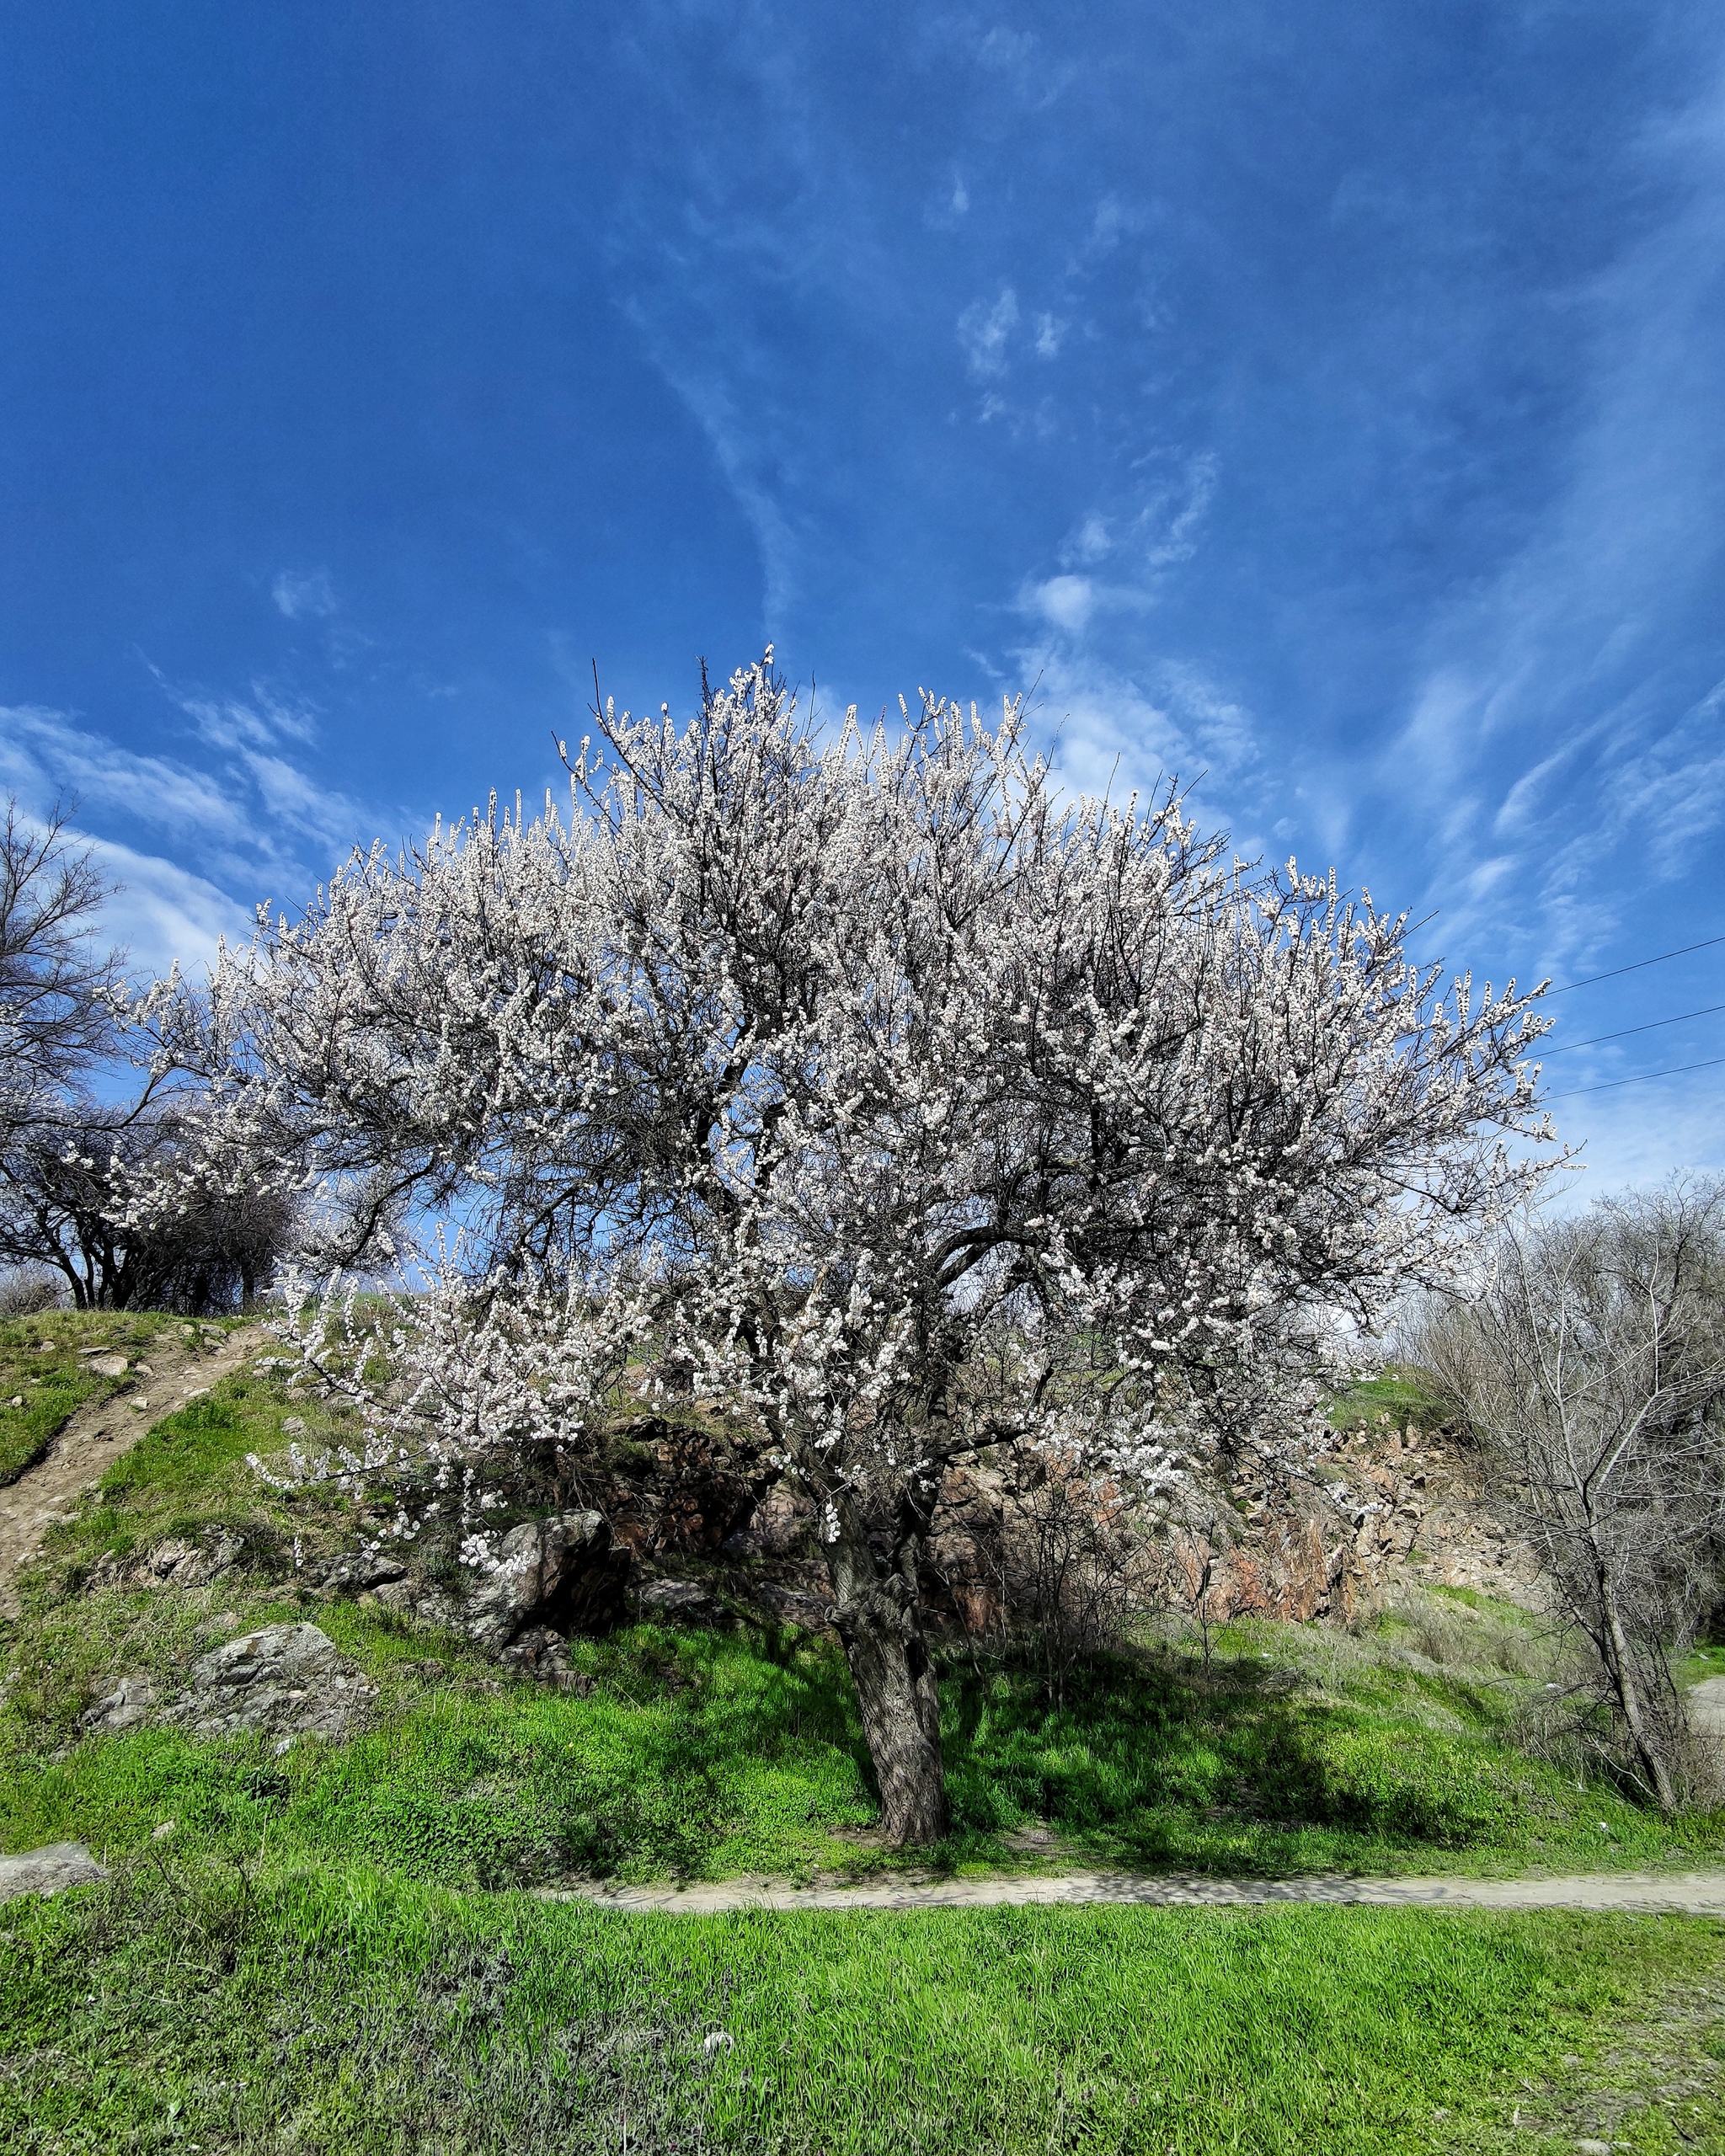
[1413,1178,1725,1810]
[0,798,121,1140]
[0,796,300,1314]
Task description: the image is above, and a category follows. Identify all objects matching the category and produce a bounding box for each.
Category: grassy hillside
[0,1313,1719,1888]
[0,1309,227,1485]
[4,1311,1725,2152]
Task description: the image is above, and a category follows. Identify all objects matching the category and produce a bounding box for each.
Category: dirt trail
[542,1865,1725,1916]
[0,1326,264,1617]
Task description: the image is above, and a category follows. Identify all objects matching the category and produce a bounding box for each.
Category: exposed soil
[539,1865,1725,1915]
[0,1326,264,1617]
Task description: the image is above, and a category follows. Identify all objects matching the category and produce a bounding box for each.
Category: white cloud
[79,830,252,985]
[271,567,339,620]
[0,704,249,848]
[1380,72,1725,969]
[1033,312,1067,359]
[1063,513,1111,565]
[1023,574,1097,634]
[957,286,1020,378]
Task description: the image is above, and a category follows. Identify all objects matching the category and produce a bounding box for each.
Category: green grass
[6,1315,1725,2151]
[3,1380,1725,1888]
[0,1310,213,1485]
[2,1862,1722,2153]
[1327,1363,1454,1435]
[1,1334,1720,1891]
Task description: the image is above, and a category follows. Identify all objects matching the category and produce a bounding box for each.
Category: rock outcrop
[461,1510,629,1652]
[165,1622,376,1743]
[86,1526,245,1593]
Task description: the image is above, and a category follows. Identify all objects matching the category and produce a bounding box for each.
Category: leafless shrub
[0,1263,66,1315]
[993,1447,1161,1701]
[1408,1176,1725,1811]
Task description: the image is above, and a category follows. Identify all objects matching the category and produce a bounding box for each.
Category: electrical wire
[1545,1055,1725,1102]
[1546,931,1725,995]
[1541,1001,1725,1056]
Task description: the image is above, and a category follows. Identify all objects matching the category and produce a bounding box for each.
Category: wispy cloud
[1376,72,1725,974]
[1,664,414,980]
[957,286,1020,378]
[77,830,253,984]
[270,567,339,620]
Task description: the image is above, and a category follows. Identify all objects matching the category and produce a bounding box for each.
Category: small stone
[1573,2141,1613,2155]
[85,1353,130,1378]
[152,1820,176,1841]
[0,1844,107,1901]
[637,1577,715,1620]
[4,1396,21,1409]
[133,1361,153,1376]
[80,1672,158,1734]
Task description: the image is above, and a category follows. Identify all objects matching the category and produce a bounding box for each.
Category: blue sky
[3,1,1722,1189]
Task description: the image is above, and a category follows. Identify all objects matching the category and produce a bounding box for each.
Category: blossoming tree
[143,657,1554,1842]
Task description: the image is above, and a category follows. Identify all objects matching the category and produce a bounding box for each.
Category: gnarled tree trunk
[820,1514,949,1845]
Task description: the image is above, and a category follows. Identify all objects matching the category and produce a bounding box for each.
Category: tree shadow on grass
[938,1643,1531,1873]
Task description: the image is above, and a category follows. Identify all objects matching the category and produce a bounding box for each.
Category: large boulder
[168,1622,375,1742]
[462,1511,629,1652]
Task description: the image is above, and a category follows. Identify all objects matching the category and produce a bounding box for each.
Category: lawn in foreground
[3,1865,1722,2155]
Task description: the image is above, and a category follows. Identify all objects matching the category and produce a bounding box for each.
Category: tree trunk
[1599,1574,1680,1812]
[820,1518,950,1845]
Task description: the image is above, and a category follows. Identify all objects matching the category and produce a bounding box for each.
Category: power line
[1542,1001,1725,1056]
[1546,1055,1725,1102]
[1547,931,1725,996]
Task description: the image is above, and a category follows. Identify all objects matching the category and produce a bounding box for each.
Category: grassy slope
[0,1316,1720,1888]
[0,1309,219,1485]
[4,1314,1725,2151]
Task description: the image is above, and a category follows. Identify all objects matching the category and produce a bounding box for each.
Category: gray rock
[637,1578,715,1620]
[498,1623,593,1692]
[81,1672,158,1734]
[372,1575,465,1630]
[0,1843,107,1901]
[321,1548,410,1594]
[462,1511,628,1652]
[87,1525,244,1593]
[168,1622,375,1742]
[83,1353,130,1378]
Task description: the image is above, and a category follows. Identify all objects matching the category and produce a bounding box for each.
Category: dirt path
[542,1865,1725,1916]
[0,1326,264,1617]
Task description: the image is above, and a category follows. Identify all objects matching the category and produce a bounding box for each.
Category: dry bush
[991,1448,1162,1702]
[0,1263,66,1315]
